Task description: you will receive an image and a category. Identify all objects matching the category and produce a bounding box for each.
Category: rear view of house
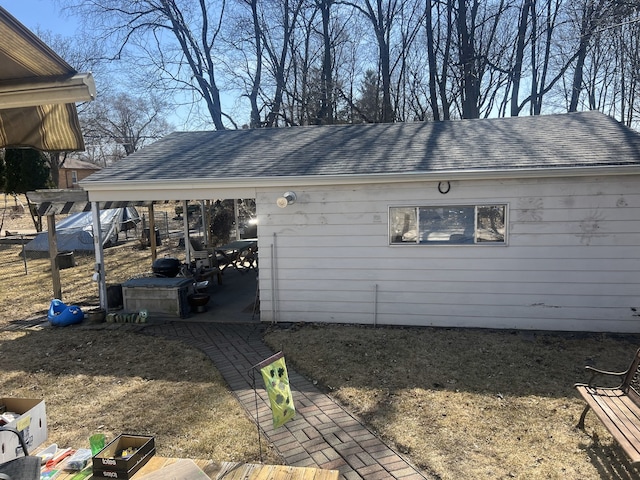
[82,111,640,333]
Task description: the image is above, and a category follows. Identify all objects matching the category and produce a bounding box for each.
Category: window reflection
[390,205,506,245]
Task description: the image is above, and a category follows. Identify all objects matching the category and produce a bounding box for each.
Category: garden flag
[258,352,295,428]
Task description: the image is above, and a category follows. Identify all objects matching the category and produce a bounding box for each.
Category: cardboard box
[0,398,47,463]
[93,434,155,479]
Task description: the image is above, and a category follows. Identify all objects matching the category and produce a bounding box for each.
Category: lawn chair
[187,237,222,284]
[0,427,41,480]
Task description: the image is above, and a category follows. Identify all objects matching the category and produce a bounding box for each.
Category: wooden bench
[575,347,640,464]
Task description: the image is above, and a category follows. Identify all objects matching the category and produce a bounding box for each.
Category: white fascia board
[85,183,258,202]
[0,72,96,109]
[82,164,640,202]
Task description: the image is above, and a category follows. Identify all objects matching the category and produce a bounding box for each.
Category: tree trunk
[511,0,532,117]
[319,0,335,124]
[425,0,441,121]
[161,0,226,130]
[49,153,61,189]
[248,0,263,128]
[569,1,596,112]
[440,0,453,120]
[457,0,479,119]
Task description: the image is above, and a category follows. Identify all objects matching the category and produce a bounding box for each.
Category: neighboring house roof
[81,111,640,200]
[61,158,101,171]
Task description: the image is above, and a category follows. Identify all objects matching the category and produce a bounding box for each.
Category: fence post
[21,234,28,275]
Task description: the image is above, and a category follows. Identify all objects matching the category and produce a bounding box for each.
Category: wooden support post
[204,200,211,246]
[183,200,191,265]
[149,202,157,261]
[234,199,241,240]
[47,214,62,300]
[91,202,108,310]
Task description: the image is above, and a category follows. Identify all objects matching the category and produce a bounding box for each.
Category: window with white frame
[71,170,78,184]
[389,205,507,245]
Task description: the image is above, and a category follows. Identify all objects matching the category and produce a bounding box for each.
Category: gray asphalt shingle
[83,111,640,184]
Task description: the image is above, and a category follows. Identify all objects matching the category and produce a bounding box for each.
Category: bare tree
[32,28,107,185]
[565,0,634,112]
[510,0,533,116]
[64,0,229,129]
[341,0,402,122]
[262,0,306,126]
[317,0,336,123]
[424,0,443,120]
[60,0,640,129]
[81,92,172,162]
[231,0,266,128]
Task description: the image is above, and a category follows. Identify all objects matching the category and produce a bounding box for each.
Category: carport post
[46,214,62,300]
[183,200,191,265]
[91,201,108,310]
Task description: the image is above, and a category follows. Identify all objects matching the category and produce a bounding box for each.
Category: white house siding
[255,173,640,333]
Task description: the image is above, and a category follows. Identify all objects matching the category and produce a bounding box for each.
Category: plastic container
[66,449,93,470]
[37,444,57,464]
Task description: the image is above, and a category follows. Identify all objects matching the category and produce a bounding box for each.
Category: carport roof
[81,111,640,200]
[0,6,94,151]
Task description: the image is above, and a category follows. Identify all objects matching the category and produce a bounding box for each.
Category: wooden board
[52,457,338,480]
[576,386,640,464]
[135,459,211,480]
[53,457,219,480]
[216,462,339,480]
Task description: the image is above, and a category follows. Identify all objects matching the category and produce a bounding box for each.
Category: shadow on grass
[583,439,640,479]
[0,326,279,464]
[0,326,214,383]
[264,324,640,398]
[263,323,640,478]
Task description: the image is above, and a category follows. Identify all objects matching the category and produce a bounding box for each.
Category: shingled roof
[83,111,640,187]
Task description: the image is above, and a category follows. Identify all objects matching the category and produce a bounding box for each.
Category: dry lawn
[264,325,640,479]
[0,196,281,465]
[3,195,640,478]
[1,328,277,464]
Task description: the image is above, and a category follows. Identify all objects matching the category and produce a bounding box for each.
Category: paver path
[143,322,429,480]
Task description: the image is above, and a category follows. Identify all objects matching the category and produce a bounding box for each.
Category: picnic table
[53,456,339,479]
[215,239,257,273]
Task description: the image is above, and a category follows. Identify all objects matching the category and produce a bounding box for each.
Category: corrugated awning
[0,7,95,151]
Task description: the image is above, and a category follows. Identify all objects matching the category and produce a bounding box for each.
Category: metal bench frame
[575,347,640,464]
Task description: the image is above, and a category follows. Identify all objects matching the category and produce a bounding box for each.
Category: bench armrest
[582,365,627,387]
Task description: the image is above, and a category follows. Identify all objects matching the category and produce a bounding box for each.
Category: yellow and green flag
[259,352,295,428]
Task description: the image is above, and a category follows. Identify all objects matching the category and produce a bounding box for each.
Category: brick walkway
[143,322,429,480]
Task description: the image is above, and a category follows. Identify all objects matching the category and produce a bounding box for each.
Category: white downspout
[271,233,278,323]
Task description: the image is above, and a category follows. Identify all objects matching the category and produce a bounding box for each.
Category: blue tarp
[24,207,140,253]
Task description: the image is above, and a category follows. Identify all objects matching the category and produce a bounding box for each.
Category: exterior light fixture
[276,191,297,208]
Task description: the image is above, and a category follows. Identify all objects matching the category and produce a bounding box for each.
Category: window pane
[477,205,505,243]
[390,207,417,243]
[418,206,474,244]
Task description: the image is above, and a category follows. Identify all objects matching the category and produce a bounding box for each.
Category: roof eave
[81,164,640,202]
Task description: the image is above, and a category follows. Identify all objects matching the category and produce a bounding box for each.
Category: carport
[1,6,96,300]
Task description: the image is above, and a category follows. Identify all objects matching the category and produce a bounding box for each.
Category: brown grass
[0,195,188,319]
[0,196,281,465]
[3,195,640,478]
[263,325,640,479]
[1,329,275,463]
